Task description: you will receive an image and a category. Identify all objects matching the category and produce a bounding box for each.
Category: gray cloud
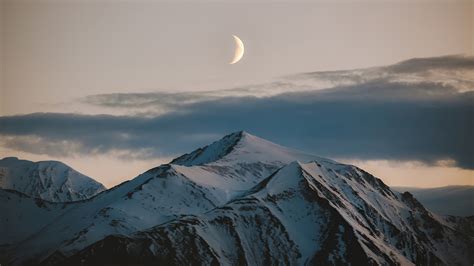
[296,55,474,92]
[1,77,473,169]
[387,55,474,73]
[81,55,474,117]
[80,81,314,116]
[82,92,216,110]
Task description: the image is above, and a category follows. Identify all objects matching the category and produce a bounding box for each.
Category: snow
[172,131,334,167]
[0,189,74,245]
[0,157,105,202]
[248,162,328,259]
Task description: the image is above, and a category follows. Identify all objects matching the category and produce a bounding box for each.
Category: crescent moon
[230,35,244,64]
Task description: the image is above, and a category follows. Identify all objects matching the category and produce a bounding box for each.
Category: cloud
[387,55,474,73]
[80,81,316,116]
[81,91,218,116]
[80,55,474,116]
[1,56,472,168]
[1,76,472,169]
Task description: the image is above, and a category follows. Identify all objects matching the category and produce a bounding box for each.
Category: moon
[230,35,244,64]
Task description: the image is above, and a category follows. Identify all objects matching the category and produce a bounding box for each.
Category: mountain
[59,161,473,266]
[1,132,472,265]
[393,186,474,217]
[0,157,105,202]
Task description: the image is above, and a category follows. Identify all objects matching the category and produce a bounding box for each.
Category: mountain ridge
[56,159,471,265]
[1,132,472,265]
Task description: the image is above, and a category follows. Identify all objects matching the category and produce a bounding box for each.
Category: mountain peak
[0,157,105,202]
[170,131,245,166]
[170,131,329,167]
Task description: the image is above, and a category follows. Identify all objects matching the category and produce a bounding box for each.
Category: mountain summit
[0,157,105,202]
[1,132,472,265]
[171,131,327,166]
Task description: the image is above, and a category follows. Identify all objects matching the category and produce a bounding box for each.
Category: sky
[0,0,473,188]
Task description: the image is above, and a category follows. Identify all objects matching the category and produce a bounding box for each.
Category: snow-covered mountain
[0,157,105,202]
[1,132,472,265]
[58,162,473,266]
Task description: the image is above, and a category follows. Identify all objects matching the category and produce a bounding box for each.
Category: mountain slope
[0,157,105,202]
[4,165,217,265]
[0,189,75,247]
[60,161,472,265]
[393,186,474,217]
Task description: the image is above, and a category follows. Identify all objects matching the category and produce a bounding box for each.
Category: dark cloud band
[1,56,473,167]
[1,78,472,169]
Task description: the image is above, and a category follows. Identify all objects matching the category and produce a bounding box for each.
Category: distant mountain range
[1,132,472,265]
[393,186,473,217]
[0,157,105,202]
